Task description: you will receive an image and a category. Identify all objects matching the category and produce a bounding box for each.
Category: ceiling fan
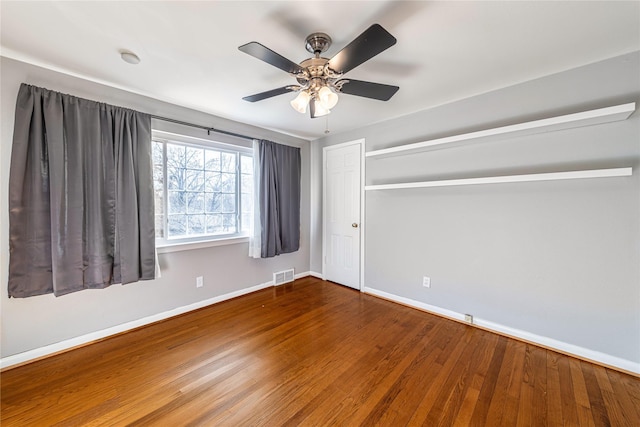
[238,24,399,118]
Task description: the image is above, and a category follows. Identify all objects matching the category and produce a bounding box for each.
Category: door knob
[352,223,359,228]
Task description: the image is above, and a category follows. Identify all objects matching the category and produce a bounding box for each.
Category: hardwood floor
[2,277,639,426]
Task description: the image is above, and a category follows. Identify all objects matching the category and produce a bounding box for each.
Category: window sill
[156,236,249,253]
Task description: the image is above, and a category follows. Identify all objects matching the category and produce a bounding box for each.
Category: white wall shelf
[365,103,636,158]
[364,168,633,191]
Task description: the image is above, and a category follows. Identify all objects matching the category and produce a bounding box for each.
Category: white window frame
[152,130,253,252]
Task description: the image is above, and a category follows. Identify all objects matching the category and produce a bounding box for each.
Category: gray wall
[0,57,310,358]
[311,52,640,365]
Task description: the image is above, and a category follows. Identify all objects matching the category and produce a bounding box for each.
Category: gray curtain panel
[258,140,301,258]
[8,84,155,297]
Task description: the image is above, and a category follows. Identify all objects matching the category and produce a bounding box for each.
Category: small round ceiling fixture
[120,50,140,65]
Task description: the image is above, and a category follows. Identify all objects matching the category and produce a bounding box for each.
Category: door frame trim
[322,138,366,291]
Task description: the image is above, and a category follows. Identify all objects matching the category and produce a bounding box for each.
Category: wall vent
[273,269,295,286]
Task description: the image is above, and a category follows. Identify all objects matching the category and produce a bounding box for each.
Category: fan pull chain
[325,115,330,134]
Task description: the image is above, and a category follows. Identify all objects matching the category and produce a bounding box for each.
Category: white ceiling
[1,1,639,140]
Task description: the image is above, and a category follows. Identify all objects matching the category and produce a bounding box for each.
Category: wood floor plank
[594,365,629,427]
[2,278,639,426]
[557,349,581,425]
[582,361,613,427]
[468,335,509,424]
[484,339,522,425]
[571,357,593,409]
[516,344,548,427]
[532,345,549,426]
[607,369,640,422]
[453,386,481,427]
[546,352,566,427]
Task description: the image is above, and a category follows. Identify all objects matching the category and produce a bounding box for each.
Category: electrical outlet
[464,314,473,324]
[422,276,431,288]
[196,276,203,288]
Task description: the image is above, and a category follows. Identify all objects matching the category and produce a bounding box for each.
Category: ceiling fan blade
[327,24,397,75]
[337,79,399,101]
[238,42,304,74]
[243,86,296,102]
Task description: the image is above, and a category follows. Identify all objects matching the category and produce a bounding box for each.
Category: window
[152,133,253,246]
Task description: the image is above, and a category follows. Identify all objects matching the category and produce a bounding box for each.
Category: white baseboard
[364,287,465,321]
[1,280,274,370]
[363,286,640,375]
[309,271,324,280]
[294,271,311,280]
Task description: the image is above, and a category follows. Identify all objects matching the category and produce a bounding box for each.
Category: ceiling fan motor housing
[304,32,332,54]
[297,57,330,83]
[295,56,343,101]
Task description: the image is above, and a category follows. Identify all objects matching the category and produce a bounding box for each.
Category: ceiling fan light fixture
[312,99,331,117]
[318,86,339,110]
[290,90,311,114]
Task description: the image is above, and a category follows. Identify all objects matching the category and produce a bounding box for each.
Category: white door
[323,141,362,290]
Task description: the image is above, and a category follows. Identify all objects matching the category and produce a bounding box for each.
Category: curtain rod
[149,115,255,141]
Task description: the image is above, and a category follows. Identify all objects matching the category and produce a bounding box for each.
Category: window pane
[204,172,221,192]
[154,189,164,210]
[222,194,236,213]
[168,214,186,236]
[221,173,235,192]
[222,214,236,232]
[221,152,236,172]
[241,193,252,213]
[167,144,185,169]
[155,215,164,238]
[152,142,164,238]
[187,193,204,214]
[205,150,220,171]
[188,215,205,234]
[167,168,185,190]
[241,174,252,193]
[153,164,164,186]
[205,192,221,213]
[152,141,162,163]
[168,191,186,214]
[206,214,222,234]
[241,155,253,174]
[241,213,251,233]
[186,147,204,169]
[185,169,204,192]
